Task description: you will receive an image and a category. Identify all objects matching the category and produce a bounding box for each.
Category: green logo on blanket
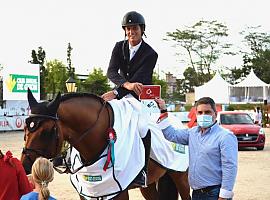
[172,143,185,154]
[83,175,102,182]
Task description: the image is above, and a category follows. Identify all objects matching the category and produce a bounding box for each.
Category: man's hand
[101,91,116,101]
[123,82,143,96]
[154,98,166,110]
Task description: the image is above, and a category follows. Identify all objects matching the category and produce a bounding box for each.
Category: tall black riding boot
[133,130,151,187]
[142,130,151,175]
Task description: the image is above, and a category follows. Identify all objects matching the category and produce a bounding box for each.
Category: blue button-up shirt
[161,121,238,196]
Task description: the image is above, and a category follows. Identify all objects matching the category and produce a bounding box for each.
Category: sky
[1,0,270,78]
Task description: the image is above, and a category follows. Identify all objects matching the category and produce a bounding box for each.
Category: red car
[217,111,265,150]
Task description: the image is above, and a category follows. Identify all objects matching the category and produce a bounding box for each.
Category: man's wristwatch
[113,89,118,96]
[160,109,167,113]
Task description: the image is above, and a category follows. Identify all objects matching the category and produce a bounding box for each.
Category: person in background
[101,11,158,187]
[20,157,56,200]
[155,97,238,200]
[0,150,32,200]
[254,107,263,126]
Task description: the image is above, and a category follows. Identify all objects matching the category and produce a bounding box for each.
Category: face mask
[197,114,214,128]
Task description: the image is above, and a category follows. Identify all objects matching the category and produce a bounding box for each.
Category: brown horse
[21,89,190,200]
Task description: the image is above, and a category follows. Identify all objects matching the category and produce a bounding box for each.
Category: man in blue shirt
[155,97,238,200]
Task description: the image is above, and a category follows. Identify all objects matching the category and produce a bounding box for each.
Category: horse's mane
[60,92,105,104]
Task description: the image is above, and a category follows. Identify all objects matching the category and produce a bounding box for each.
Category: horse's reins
[57,100,111,174]
[73,100,107,146]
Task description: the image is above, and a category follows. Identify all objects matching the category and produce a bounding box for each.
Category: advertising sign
[3,64,40,100]
[0,116,28,131]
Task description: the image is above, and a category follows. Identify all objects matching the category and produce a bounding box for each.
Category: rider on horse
[102,11,158,187]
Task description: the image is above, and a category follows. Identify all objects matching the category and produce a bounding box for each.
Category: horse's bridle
[22,115,60,168]
[23,100,112,175]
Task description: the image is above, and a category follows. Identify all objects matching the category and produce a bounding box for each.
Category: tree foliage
[66,42,75,76]
[45,60,69,97]
[232,26,270,84]
[29,46,47,99]
[152,72,167,99]
[80,68,111,95]
[165,20,233,89]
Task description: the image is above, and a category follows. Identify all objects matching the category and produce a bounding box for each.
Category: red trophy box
[139,85,161,100]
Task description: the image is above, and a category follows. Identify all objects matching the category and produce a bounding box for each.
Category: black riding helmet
[122,11,145,33]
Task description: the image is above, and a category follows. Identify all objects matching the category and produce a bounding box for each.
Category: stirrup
[133,170,148,188]
[141,170,148,188]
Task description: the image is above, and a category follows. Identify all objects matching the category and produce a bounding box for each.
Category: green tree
[81,68,111,95]
[152,72,168,99]
[29,46,47,99]
[66,42,75,77]
[45,60,69,97]
[165,20,233,88]
[234,26,270,83]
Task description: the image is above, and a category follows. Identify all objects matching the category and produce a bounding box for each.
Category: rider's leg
[133,129,151,187]
[142,129,151,175]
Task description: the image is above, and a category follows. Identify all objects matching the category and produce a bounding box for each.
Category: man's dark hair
[195,97,217,114]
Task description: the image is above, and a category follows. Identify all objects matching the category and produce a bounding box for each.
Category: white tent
[195,72,231,104]
[229,69,270,103]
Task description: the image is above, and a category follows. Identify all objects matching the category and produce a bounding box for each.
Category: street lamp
[65,76,76,93]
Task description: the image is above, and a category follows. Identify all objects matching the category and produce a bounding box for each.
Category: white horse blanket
[70,95,188,199]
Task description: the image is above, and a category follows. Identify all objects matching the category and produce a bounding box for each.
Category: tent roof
[196,71,231,89]
[233,69,269,87]
[194,71,231,104]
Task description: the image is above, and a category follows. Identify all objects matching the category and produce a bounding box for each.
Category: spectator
[20,157,56,200]
[254,107,262,126]
[0,150,32,200]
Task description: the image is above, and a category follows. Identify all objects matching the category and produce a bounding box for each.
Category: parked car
[217,111,265,150]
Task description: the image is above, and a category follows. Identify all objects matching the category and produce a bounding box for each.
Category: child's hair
[32,157,54,200]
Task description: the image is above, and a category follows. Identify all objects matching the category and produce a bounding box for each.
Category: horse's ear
[47,92,61,113]
[27,88,38,109]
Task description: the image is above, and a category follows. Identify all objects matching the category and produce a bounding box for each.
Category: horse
[21,89,190,200]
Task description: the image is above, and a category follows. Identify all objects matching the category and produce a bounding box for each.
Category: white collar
[129,40,142,52]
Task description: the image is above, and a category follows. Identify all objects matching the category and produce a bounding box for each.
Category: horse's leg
[168,170,191,200]
[147,160,166,184]
[113,190,129,200]
[140,182,158,200]
[139,160,166,200]
[79,195,85,200]
[157,173,179,200]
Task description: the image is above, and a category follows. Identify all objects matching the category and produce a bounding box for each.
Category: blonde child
[20,157,56,200]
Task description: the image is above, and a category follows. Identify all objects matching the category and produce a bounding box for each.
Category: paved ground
[1,128,270,199]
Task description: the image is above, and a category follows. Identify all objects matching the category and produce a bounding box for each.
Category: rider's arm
[107,42,127,87]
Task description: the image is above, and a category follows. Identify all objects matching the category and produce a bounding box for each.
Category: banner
[0,115,28,131]
[3,64,40,100]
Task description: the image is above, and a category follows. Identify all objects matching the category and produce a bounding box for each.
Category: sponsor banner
[3,64,40,100]
[0,116,28,131]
